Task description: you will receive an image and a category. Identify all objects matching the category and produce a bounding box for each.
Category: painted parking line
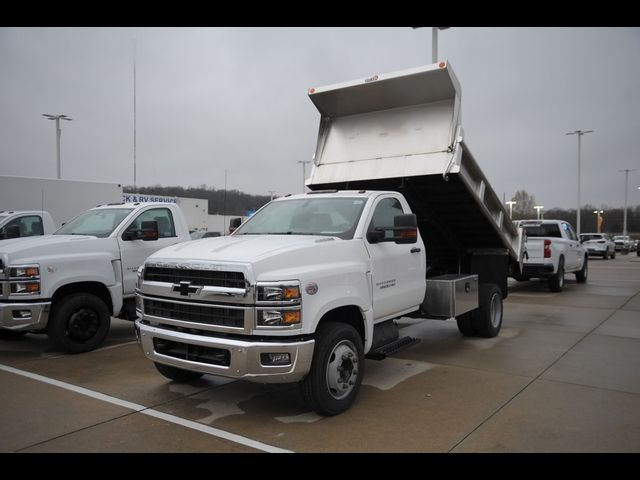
[0,363,291,453]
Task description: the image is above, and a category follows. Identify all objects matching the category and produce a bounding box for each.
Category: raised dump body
[306,62,523,291]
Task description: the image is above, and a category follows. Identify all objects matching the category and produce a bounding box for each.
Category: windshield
[581,234,603,241]
[54,208,133,238]
[523,224,561,238]
[613,236,627,241]
[233,197,367,240]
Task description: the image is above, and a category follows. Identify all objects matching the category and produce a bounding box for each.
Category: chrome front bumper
[135,319,315,384]
[0,301,51,331]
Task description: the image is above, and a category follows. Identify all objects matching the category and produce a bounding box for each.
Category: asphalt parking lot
[1,254,639,453]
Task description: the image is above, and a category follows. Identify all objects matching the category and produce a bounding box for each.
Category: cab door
[363,195,426,321]
[562,222,581,271]
[117,206,182,295]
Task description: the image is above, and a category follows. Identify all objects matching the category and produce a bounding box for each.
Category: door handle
[410,247,421,253]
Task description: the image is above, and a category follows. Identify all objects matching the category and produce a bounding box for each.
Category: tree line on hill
[125,185,640,234]
[124,184,271,216]
[509,189,640,234]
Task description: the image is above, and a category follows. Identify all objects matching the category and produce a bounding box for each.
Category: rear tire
[575,256,588,283]
[549,258,564,292]
[456,311,476,336]
[471,284,503,338]
[154,362,204,382]
[300,321,364,416]
[512,273,528,282]
[48,293,111,354]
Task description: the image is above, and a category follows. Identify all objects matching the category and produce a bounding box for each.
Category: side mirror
[140,221,159,241]
[392,213,418,244]
[229,217,242,232]
[366,229,385,243]
[367,213,418,244]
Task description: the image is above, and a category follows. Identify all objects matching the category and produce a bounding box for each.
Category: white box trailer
[307,62,525,297]
[0,176,123,229]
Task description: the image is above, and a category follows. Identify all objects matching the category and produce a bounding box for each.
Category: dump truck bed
[306,62,521,277]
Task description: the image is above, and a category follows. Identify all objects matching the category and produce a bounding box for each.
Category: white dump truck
[0,203,191,351]
[134,62,524,415]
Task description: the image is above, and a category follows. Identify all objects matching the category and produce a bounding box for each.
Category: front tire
[154,362,204,382]
[300,322,364,416]
[0,330,28,340]
[47,293,111,354]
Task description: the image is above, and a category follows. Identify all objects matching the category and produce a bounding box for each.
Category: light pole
[566,129,594,236]
[506,200,516,218]
[534,205,544,220]
[593,210,603,233]
[268,190,276,201]
[411,27,450,63]
[617,169,637,236]
[297,160,310,193]
[42,114,72,179]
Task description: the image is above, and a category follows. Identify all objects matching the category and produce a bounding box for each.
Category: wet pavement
[1,254,639,452]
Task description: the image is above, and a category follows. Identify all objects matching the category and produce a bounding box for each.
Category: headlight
[10,282,40,294]
[256,282,301,303]
[256,281,302,328]
[10,265,39,278]
[8,264,40,295]
[257,308,301,327]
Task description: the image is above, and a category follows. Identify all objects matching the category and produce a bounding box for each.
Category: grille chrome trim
[139,294,252,334]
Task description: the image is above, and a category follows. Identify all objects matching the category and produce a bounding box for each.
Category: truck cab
[0,202,191,351]
[0,211,55,240]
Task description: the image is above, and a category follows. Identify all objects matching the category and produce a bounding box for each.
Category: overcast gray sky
[1,27,639,209]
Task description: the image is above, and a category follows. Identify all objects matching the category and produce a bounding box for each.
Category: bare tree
[511,190,537,219]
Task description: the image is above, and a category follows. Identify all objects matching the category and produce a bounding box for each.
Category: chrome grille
[144,298,244,328]
[144,267,245,289]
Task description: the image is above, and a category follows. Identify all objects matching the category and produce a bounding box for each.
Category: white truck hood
[0,234,119,264]
[147,234,362,282]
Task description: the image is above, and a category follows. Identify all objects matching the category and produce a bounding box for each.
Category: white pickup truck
[0,211,55,240]
[0,202,190,351]
[135,62,525,416]
[513,219,588,292]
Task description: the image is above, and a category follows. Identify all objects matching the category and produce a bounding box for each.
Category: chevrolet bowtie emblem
[172,281,200,296]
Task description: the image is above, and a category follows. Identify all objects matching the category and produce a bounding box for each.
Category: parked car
[579,233,616,259]
[613,235,632,253]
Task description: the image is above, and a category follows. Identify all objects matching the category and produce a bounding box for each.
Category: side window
[0,218,21,238]
[367,198,405,241]
[20,216,44,237]
[125,208,176,239]
[563,223,577,241]
[0,216,43,237]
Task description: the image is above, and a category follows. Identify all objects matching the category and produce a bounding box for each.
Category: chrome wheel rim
[325,340,359,400]
[490,292,502,328]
